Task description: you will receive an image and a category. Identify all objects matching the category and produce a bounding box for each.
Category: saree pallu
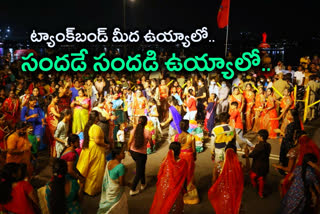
[208,149,244,214]
[179,148,199,205]
[97,162,128,214]
[150,150,188,214]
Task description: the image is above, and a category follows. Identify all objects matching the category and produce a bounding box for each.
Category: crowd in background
[0,51,319,214]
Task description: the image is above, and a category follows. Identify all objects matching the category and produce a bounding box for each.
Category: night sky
[0,0,319,41]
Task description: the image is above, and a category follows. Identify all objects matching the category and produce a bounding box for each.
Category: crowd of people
[0,51,320,214]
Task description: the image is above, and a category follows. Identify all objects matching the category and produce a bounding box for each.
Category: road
[31,119,320,214]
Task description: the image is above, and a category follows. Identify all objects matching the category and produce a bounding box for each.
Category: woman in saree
[277,88,294,134]
[159,79,169,122]
[71,88,90,134]
[204,94,217,137]
[208,144,244,214]
[2,90,19,129]
[161,96,182,144]
[273,131,320,197]
[243,83,255,131]
[252,86,265,132]
[97,147,128,214]
[272,109,299,176]
[39,158,82,214]
[171,120,199,205]
[260,88,279,139]
[76,111,108,196]
[46,92,60,157]
[150,142,188,214]
[280,153,320,214]
[60,134,84,182]
[58,83,72,113]
[228,87,244,116]
[93,98,111,145]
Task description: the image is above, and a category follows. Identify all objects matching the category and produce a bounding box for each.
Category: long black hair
[169,142,181,159]
[49,158,67,214]
[133,116,148,149]
[179,120,189,133]
[0,163,22,204]
[45,92,59,114]
[111,147,123,160]
[82,110,99,149]
[58,109,71,123]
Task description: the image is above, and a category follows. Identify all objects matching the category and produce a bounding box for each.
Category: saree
[150,150,188,214]
[46,104,59,157]
[279,96,293,134]
[133,96,147,116]
[243,91,255,131]
[281,135,320,197]
[72,97,90,134]
[260,96,279,139]
[97,162,128,214]
[2,98,19,127]
[76,124,106,196]
[228,94,243,111]
[179,147,199,204]
[169,106,182,134]
[252,94,265,132]
[208,149,244,214]
[38,174,81,214]
[204,102,216,136]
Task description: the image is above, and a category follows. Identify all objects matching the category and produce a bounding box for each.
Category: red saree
[2,98,19,127]
[252,94,265,132]
[208,149,244,214]
[243,91,255,131]
[150,150,188,214]
[260,96,279,139]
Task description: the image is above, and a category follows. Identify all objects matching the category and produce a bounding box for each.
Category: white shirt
[294,71,305,86]
[275,65,285,74]
[117,130,125,142]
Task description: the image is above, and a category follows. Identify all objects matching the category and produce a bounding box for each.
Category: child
[116,123,125,147]
[229,102,254,149]
[243,129,271,198]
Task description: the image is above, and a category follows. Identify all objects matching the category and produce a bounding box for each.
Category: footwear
[129,189,140,196]
[141,183,147,191]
